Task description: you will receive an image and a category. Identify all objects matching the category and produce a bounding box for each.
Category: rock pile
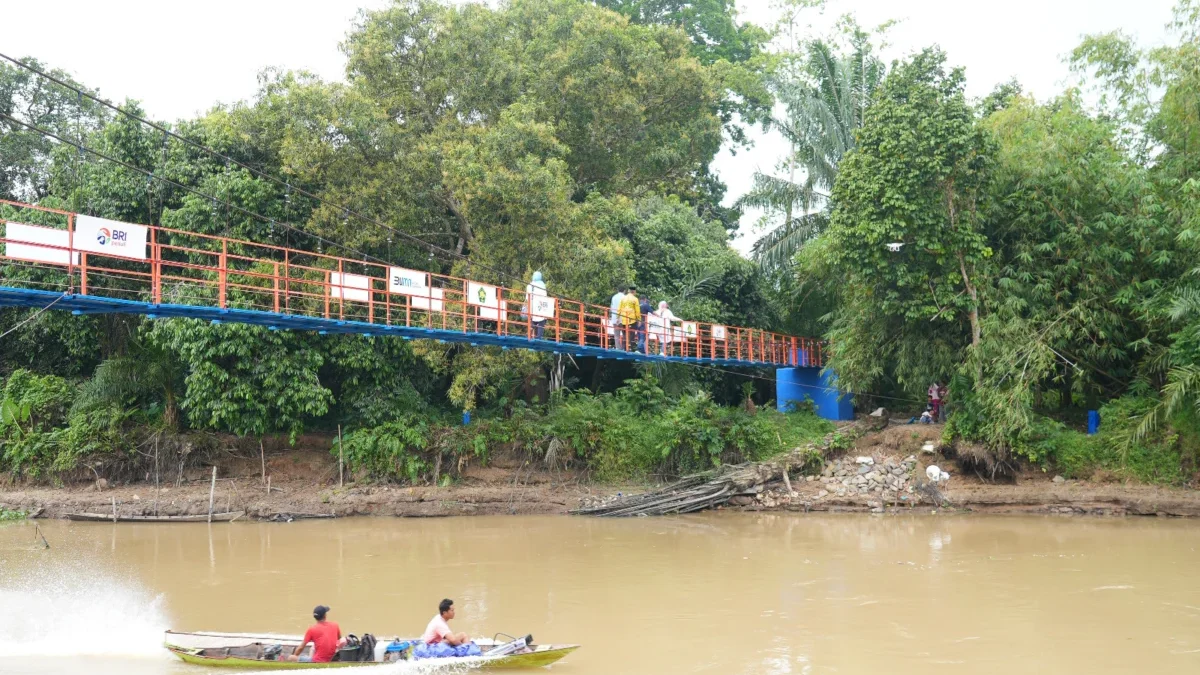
[818,454,919,502]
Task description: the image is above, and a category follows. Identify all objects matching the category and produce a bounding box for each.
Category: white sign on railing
[388,266,428,295]
[530,296,556,319]
[410,287,444,312]
[467,281,498,308]
[682,321,698,339]
[74,215,148,260]
[479,300,507,321]
[711,325,727,341]
[3,222,79,266]
[329,272,371,303]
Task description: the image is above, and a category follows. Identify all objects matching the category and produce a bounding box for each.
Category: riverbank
[3,424,1199,519]
[725,424,1200,517]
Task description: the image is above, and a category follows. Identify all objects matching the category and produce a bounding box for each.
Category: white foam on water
[0,561,169,658]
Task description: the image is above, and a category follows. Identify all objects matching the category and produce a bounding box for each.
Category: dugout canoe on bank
[65,511,245,522]
[163,630,579,669]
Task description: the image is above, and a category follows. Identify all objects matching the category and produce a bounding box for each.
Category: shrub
[335,416,430,482]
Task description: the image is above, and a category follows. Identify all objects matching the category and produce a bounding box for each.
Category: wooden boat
[164,630,579,670]
[65,511,245,522]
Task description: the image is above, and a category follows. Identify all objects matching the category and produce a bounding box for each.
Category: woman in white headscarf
[648,301,680,356]
[525,271,547,339]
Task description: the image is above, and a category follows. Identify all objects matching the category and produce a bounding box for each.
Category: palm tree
[739,35,884,271]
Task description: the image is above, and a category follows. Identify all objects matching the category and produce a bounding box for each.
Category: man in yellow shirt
[617,287,641,351]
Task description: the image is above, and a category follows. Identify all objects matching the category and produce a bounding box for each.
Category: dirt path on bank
[4,424,1200,519]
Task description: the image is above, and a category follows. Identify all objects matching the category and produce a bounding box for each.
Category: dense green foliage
[788,1,1200,483]
[336,374,831,483]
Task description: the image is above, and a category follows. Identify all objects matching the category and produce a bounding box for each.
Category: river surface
[2,514,1199,674]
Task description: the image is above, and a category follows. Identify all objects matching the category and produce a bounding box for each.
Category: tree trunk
[957,251,981,348]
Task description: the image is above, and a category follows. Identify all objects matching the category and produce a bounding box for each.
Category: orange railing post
[283,250,290,314]
[273,262,280,313]
[219,239,228,309]
[338,260,344,321]
[67,213,76,294]
[151,227,161,304]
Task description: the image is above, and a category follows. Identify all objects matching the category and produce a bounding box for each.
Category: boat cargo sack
[413,641,482,660]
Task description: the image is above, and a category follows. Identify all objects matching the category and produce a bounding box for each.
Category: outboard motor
[484,634,533,657]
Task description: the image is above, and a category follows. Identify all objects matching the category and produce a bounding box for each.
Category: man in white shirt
[422,598,469,646]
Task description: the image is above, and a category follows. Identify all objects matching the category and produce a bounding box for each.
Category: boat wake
[0,560,169,659]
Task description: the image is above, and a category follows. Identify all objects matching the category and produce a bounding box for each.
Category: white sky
[2,0,1179,255]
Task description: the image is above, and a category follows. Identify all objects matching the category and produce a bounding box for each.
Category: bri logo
[96,227,128,247]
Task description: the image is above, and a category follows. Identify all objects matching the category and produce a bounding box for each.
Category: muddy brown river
[1,514,1199,674]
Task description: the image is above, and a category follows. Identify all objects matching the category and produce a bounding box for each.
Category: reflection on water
[2,513,1200,674]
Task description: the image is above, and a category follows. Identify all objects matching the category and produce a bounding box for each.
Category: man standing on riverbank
[422,598,469,646]
[286,605,341,662]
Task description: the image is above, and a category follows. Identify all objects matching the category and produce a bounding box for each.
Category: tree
[0,57,106,202]
[147,321,333,439]
[821,48,992,394]
[738,34,884,271]
[594,0,767,65]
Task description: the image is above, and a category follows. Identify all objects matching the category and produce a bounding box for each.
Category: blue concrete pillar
[776,367,854,421]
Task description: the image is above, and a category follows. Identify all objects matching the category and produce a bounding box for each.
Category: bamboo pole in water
[153,434,160,517]
[208,466,217,523]
[260,440,266,486]
[111,496,117,523]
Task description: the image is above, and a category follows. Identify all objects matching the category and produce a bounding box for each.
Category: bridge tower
[775,347,853,421]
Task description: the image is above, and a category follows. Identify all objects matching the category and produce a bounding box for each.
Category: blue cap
[532,271,543,283]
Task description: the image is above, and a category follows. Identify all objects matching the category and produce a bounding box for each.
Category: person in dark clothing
[637,294,653,353]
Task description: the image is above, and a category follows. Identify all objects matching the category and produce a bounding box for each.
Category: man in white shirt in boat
[422,598,470,646]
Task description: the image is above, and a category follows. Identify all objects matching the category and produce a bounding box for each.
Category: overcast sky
[2,0,1179,254]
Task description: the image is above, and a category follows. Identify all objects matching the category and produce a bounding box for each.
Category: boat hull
[66,511,244,522]
[164,631,578,670]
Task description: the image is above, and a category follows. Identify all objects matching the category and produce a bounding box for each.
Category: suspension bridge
[0,199,852,419]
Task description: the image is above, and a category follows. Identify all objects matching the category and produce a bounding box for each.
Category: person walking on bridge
[617,287,642,352]
[525,271,547,340]
[637,293,653,353]
[610,286,626,349]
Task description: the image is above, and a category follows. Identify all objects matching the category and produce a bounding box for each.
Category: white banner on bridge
[74,214,148,260]
[388,266,429,295]
[467,281,498,308]
[3,222,79,266]
[410,287,444,312]
[329,272,371,303]
[479,300,507,321]
[682,321,699,339]
[711,325,727,340]
[530,295,555,319]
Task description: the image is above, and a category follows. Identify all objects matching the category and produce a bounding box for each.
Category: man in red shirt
[285,605,341,662]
